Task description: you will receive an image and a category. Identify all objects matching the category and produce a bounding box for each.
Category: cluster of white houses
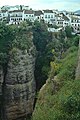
[0,5,80,32]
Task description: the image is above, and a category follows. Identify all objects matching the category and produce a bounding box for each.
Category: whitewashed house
[48,27,62,32]
[9,10,23,24]
[23,10,34,22]
[1,10,9,22]
[62,13,70,27]
[34,10,44,22]
[56,14,64,27]
[71,17,80,32]
[56,13,70,27]
[43,10,55,24]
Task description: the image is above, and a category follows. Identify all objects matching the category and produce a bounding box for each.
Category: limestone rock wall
[1,31,36,120]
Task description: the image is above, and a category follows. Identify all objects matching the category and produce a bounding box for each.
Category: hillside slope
[32,44,80,120]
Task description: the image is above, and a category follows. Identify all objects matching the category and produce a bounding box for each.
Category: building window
[26,15,28,17]
[38,17,39,19]
[77,28,79,30]
[71,20,73,22]
[29,15,31,17]
[51,15,53,18]
[45,15,47,18]
[48,15,50,18]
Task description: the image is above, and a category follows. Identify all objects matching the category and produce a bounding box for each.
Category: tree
[0,23,15,71]
[32,21,49,52]
[65,26,72,38]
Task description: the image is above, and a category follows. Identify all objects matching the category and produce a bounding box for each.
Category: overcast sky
[0,0,80,11]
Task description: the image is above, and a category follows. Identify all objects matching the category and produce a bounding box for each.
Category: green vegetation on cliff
[32,36,80,120]
[32,21,79,90]
[0,22,34,67]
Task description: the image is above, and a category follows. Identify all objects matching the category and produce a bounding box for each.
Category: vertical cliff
[0,27,36,120]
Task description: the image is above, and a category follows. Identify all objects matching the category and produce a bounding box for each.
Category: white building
[71,17,80,32]
[56,13,70,27]
[34,10,44,22]
[56,14,64,27]
[43,10,55,24]
[48,27,62,32]
[9,10,23,24]
[0,10,9,22]
[23,10,34,22]
[0,5,80,33]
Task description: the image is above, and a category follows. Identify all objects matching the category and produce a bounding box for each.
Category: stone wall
[0,30,36,120]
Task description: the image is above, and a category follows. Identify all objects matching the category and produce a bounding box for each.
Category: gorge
[0,21,80,120]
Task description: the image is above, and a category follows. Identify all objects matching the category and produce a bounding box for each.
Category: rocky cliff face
[0,29,36,120]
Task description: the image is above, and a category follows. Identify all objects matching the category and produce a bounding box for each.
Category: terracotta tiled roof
[71,17,80,20]
[55,14,61,17]
[24,10,34,14]
[9,10,23,13]
[43,10,53,13]
[10,15,22,17]
[62,14,69,21]
[34,10,43,16]
[57,19,64,21]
